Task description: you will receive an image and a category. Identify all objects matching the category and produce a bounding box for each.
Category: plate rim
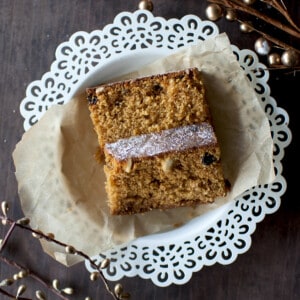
[19,9,292,287]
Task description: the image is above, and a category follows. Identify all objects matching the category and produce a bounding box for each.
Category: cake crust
[86,68,211,151]
[86,68,228,215]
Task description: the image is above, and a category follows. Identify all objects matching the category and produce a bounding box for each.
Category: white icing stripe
[105,123,217,161]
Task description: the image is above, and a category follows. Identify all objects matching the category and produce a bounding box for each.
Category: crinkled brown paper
[13,33,275,266]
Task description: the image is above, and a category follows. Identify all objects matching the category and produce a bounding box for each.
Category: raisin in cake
[86,68,227,215]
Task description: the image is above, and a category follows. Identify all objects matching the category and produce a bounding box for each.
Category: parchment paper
[13,33,275,266]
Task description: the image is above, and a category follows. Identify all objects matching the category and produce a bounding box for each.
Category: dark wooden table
[1,1,299,299]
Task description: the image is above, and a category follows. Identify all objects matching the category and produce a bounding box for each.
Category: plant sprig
[0,201,129,300]
[206,0,300,72]
[207,0,300,40]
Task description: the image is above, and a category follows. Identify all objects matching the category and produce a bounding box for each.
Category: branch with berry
[0,201,129,300]
[205,0,300,71]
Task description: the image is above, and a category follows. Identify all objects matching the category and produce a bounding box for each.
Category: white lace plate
[20,10,292,287]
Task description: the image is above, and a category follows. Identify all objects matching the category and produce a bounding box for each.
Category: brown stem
[0,216,119,300]
[18,226,118,299]
[0,222,16,252]
[207,0,300,38]
[261,0,300,32]
[0,254,69,300]
[72,250,118,300]
[236,19,300,54]
[0,287,31,300]
[260,66,300,72]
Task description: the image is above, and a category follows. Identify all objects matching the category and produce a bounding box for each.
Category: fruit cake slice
[86,68,227,215]
[86,68,211,150]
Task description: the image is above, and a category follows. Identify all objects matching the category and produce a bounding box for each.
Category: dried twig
[261,0,300,32]
[207,0,300,39]
[0,222,16,252]
[0,201,126,300]
[236,19,300,55]
[0,254,69,300]
[0,287,31,300]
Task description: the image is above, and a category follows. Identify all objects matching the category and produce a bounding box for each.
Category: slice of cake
[86,68,227,215]
[86,68,211,151]
[104,123,227,214]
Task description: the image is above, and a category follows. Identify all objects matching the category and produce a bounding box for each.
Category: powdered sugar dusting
[105,123,216,160]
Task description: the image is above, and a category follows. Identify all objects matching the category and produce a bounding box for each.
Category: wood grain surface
[0,1,299,299]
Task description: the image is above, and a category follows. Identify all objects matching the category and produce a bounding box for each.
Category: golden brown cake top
[86,68,202,101]
[86,67,211,148]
